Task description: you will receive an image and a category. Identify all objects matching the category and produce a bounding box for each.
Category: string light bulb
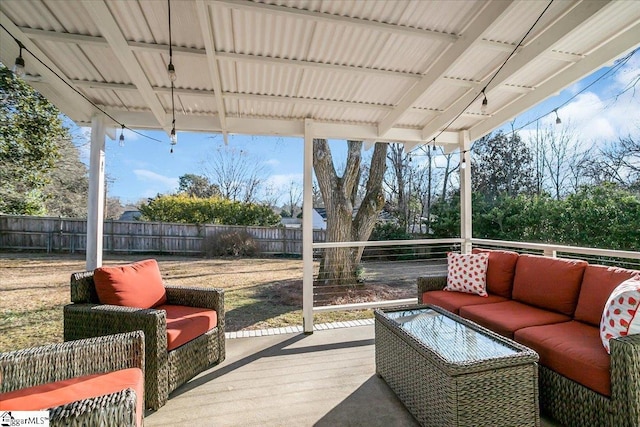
[480,89,488,114]
[170,127,177,153]
[119,124,125,147]
[167,62,176,82]
[13,42,25,78]
[432,138,437,152]
[554,109,562,125]
[460,153,467,170]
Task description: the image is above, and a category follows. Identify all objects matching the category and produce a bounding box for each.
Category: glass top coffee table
[375,304,539,427]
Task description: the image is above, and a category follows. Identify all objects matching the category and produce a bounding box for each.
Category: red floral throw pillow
[600,277,640,354]
[445,252,490,297]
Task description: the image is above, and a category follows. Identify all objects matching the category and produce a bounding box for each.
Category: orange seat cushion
[515,321,610,396]
[0,368,144,426]
[512,255,587,316]
[472,248,519,298]
[459,300,571,339]
[574,264,639,326]
[94,259,167,309]
[422,290,508,314]
[158,304,218,351]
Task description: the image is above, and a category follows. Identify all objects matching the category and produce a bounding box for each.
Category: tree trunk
[313,139,388,285]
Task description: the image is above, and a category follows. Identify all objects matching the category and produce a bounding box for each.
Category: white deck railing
[305,238,640,331]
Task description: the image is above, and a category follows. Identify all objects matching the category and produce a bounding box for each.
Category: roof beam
[421,0,612,141]
[19,26,206,57]
[19,26,581,78]
[217,51,421,80]
[0,11,96,122]
[210,0,457,44]
[225,92,393,111]
[469,20,640,141]
[377,0,510,136]
[81,0,169,132]
[196,0,228,141]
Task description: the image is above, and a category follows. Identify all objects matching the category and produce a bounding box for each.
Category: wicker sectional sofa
[418,250,640,427]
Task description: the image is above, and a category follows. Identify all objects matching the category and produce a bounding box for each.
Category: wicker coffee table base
[375,311,539,427]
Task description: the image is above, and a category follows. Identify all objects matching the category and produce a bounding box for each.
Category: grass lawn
[0,252,389,353]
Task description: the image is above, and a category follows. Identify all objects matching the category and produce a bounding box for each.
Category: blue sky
[75,50,639,205]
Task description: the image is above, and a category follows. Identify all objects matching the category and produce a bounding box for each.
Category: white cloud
[537,89,640,147]
[266,173,303,188]
[133,169,179,192]
[264,158,280,167]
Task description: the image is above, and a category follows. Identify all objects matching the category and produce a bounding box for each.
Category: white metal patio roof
[1,0,639,149]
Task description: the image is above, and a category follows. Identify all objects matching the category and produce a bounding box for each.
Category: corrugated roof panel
[237,99,295,119]
[306,21,398,69]
[79,87,126,110]
[482,1,573,46]
[296,68,411,105]
[396,109,435,128]
[291,103,382,124]
[502,56,568,88]
[227,7,315,59]
[35,40,105,82]
[414,81,473,111]
[114,91,151,111]
[446,45,509,82]
[176,94,218,115]
[133,50,213,91]
[105,1,155,44]
[233,62,304,97]
[80,46,131,84]
[274,0,480,35]
[209,3,235,52]
[556,2,640,55]
[369,33,446,74]
[218,60,239,93]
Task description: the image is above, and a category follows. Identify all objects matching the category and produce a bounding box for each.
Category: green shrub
[204,230,260,257]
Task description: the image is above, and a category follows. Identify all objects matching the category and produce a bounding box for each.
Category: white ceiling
[1,0,639,149]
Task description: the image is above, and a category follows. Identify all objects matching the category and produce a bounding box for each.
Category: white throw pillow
[600,277,640,354]
[445,252,489,297]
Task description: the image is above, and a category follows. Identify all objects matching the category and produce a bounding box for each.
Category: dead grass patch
[0,252,424,352]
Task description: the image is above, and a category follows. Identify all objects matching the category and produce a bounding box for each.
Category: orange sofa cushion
[472,248,519,298]
[574,264,639,326]
[515,321,610,396]
[158,304,218,351]
[512,255,587,316]
[94,259,167,309]
[0,368,144,427]
[422,290,508,314]
[459,300,570,339]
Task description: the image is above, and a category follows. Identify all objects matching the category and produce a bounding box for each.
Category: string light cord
[1,23,165,144]
[412,0,554,156]
[507,48,637,136]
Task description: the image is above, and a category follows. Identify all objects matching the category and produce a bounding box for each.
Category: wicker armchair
[64,270,225,410]
[0,331,144,427]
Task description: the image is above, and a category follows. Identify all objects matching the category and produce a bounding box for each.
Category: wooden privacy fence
[0,215,326,256]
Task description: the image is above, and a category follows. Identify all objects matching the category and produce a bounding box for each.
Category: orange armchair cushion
[0,368,144,426]
[94,259,167,308]
[158,304,218,351]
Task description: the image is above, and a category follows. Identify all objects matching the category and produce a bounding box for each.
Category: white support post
[459,131,472,254]
[86,115,106,270]
[302,119,315,333]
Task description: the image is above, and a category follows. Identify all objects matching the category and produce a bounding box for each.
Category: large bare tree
[313,139,388,285]
[202,145,267,203]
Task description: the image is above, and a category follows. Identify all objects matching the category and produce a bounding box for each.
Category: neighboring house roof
[119,210,141,221]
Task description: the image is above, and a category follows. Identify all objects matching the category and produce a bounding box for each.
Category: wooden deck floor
[145,323,563,427]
